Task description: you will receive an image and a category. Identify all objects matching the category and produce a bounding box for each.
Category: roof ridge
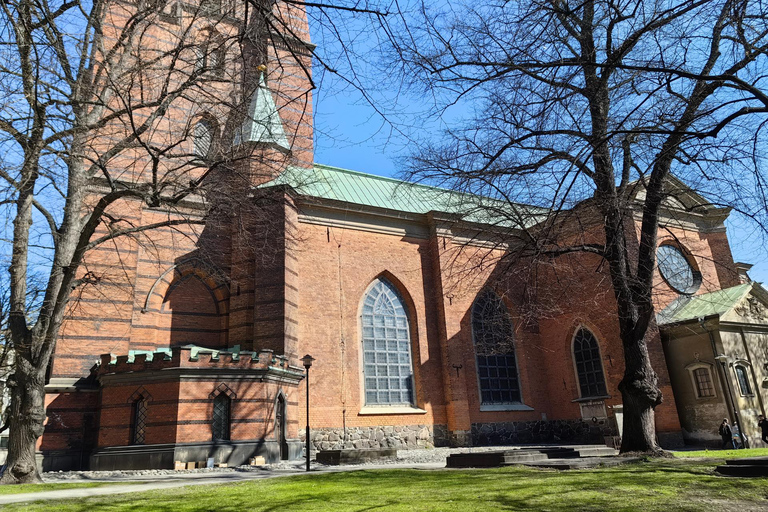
[695,282,751,298]
[312,162,459,195]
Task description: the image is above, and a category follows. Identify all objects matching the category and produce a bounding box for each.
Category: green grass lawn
[0,482,122,495]
[673,447,768,459]
[5,459,768,512]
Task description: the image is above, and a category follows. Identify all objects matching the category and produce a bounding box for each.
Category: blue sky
[312,85,768,285]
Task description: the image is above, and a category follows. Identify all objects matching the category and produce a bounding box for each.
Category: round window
[657,245,700,294]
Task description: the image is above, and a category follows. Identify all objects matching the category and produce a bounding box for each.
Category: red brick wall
[292,221,448,431]
[41,392,100,452]
[96,376,300,448]
[45,0,748,456]
[290,203,688,441]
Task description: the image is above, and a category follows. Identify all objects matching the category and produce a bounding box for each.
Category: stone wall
[305,424,450,451]
[306,419,618,451]
[471,419,617,446]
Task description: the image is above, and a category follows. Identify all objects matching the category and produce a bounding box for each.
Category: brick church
[34,0,768,471]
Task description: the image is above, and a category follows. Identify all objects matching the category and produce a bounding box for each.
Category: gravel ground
[41,445,527,482]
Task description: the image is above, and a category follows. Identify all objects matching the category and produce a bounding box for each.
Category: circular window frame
[656,244,702,295]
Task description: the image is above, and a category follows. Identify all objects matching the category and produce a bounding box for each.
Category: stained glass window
[361,278,414,406]
[573,328,608,398]
[657,245,700,294]
[212,393,231,441]
[472,290,521,404]
[131,397,148,445]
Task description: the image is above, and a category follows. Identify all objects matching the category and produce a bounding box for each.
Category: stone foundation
[305,419,620,451]
[304,424,450,451]
[89,439,303,471]
[471,419,616,446]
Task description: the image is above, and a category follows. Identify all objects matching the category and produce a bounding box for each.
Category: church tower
[42,0,315,471]
[231,0,315,181]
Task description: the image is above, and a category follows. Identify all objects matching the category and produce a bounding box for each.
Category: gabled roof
[234,73,289,150]
[267,164,547,228]
[628,174,729,218]
[656,282,768,326]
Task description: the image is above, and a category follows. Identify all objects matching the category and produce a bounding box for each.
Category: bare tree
[0,0,314,483]
[361,0,768,453]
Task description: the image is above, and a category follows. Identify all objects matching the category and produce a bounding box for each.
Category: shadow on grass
[7,460,768,512]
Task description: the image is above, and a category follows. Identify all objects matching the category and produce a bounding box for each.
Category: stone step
[716,464,768,477]
[447,452,512,468]
[523,456,637,470]
[502,452,553,463]
[504,447,616,461]
[725,457,768,466]
[573,447,619,457]
[316,448,397,465]
[446,445,618,468]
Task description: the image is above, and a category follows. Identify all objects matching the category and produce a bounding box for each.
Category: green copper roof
[656,284,752,325]
[234,73,289,150]
[269,164,546,228]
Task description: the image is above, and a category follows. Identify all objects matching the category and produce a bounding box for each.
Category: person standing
[758,415,768,444]
[732,422,743,449]
[719,419,735,449]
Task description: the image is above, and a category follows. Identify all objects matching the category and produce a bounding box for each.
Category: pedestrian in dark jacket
[758,415,768,444]
[720,419,735,449]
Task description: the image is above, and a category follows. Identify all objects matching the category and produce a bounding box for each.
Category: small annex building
[659,282,768,446]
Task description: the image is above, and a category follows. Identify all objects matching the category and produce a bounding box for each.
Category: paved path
[0,462,445,505]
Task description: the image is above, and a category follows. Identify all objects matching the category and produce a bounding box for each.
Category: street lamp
[301,354,315,472]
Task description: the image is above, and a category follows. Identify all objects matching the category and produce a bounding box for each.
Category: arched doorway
[276,394,288,460]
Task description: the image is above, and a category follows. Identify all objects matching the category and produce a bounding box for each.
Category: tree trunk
[0,353,46,484]
[618,325,663,454]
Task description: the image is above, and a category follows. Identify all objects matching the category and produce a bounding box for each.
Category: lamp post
[301,354,315,472]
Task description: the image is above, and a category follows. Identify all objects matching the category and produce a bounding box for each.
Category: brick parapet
[96,346,304,378]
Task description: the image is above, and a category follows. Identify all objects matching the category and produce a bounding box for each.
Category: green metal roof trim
[125,344,242,363]
[267,164,547,228]
[656,283,752,325]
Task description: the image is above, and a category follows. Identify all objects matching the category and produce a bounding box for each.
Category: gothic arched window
[471,290,521,404]
[130,396,148,445]
[212,393,231,441]
[573,328,608,398]
[361,278,414,406]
